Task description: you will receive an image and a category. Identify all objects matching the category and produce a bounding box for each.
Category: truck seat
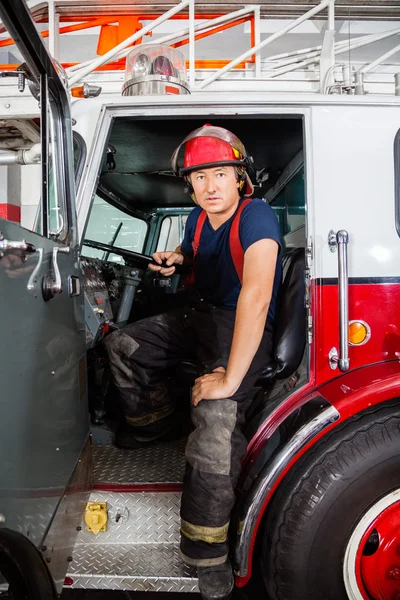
[255,247,306,385]
[176,247,306,387]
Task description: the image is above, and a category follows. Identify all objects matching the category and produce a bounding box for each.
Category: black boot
[197,560,234,600]
[114,418,177,450]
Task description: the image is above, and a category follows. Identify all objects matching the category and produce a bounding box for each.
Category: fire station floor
[65,440,198,593]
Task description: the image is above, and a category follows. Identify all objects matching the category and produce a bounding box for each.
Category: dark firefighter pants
[105,305,273,567]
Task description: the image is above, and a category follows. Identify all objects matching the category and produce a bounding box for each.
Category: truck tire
[0,528,57,600]
[262,401,400,600]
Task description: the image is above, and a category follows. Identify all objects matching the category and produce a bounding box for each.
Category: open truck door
[0,0,88,594]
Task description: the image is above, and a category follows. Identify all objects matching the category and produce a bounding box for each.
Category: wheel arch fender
[234,360,400,586]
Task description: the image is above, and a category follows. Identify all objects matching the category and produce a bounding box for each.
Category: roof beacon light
[132,53,152,77]
[123,44,190,97]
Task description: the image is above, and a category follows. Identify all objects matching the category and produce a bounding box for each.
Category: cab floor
[65,441,194,593]
[92,439,186,486]
[64,441,264,595]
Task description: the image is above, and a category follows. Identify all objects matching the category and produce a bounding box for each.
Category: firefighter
[105,124,281,600]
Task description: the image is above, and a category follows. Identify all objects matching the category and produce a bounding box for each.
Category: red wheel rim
[353,499,400,600]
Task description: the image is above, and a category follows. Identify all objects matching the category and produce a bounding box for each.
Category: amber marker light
[348,320,371,346]
[71,85,85,98]
[71,83,102,98]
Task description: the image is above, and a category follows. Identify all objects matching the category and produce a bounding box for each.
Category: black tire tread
[0,528,57,600]
[262,401,400,600]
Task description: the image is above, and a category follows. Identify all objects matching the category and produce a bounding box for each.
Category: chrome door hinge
[306,236,313,268]
[308,314,313,344]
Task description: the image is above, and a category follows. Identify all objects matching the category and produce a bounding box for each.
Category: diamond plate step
[93,439,186,486]
[65,491,198,593]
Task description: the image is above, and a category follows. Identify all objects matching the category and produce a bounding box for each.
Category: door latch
[42,246,70,301]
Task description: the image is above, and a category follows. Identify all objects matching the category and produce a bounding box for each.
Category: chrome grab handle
[52,246,70,294]
[329,230,350,372]
[0,235,36,257]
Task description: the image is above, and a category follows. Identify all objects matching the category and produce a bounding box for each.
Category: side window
[156,215,188,252]
[47,132,86,234]
[82,194,148,264]
[270,167,305,236]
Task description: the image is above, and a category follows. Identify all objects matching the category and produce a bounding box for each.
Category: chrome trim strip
[236,401,340,577]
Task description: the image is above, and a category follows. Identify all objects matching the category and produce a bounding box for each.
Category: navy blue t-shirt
[181,198,282,323]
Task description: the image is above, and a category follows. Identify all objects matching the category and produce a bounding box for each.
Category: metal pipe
[264,26,400,66]
[266,31,400,80]
[0,151,19,165]
[197,0,331,90]
[264,27,400,76]
[48,0,60,60]
[354,72,365,95]
[337,230,350,372]
[70,6,259,71]
[253,6,261,78]
[67,0,190,86]
[0,143,41,165]
[266,49,321,71]
[188,0,195,87]
[328,0,335,31]
[360,40,400,75]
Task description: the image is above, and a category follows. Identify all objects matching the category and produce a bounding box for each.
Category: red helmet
[171,124,254,197]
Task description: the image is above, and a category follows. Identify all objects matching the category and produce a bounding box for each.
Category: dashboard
[80,257,126,348]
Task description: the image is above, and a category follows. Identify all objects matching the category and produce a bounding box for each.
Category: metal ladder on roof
[1,0,400,97]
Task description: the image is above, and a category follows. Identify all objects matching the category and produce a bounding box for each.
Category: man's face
[190,166,240,215]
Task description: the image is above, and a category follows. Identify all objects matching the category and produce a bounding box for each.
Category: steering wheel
[83,239,189,274]
[83,239,155,268]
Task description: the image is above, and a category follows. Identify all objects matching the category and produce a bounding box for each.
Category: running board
[65,491,198,593]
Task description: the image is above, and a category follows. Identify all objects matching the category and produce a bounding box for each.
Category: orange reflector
[71,85,85,98]
[348,321,369,346]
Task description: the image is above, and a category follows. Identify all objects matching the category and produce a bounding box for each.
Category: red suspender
[184,210,207,287]
[229,197,252,284]
[186,198,252,287]
[192,209,207,258]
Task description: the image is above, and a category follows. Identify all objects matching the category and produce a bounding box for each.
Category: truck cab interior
[79,115,308,445]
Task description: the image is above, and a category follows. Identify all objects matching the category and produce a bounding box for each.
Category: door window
[156,214,188,252]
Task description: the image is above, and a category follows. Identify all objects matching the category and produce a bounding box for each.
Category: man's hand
[191,367,240,407]
[149,250,184,277]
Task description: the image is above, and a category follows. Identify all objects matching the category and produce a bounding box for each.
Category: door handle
[42,246,70,301]
[0,233,36,258]
[328,230,350,372]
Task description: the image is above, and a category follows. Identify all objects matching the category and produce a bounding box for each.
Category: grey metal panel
[0,218,89,546]
[66,491,198,593]
[67,544,198,592]
[42,439,93,594]
[93,440,186,485]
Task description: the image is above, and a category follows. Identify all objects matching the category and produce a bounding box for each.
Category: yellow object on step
[84,502,108,534]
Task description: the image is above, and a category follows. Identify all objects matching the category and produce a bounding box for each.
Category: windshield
[82,194,148,264]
